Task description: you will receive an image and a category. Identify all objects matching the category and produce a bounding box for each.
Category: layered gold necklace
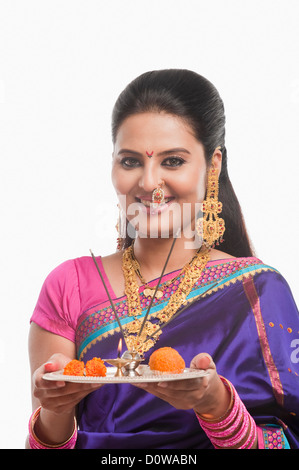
[130,244,203,299]
[122,244,210,355]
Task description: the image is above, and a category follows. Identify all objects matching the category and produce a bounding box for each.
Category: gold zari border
[78,265,276,360]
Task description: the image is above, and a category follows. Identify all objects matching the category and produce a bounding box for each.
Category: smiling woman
[111,112,209,242]
[28,69,299,450]
[111,70,252,257]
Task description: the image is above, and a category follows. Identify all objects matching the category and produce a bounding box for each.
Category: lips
[135,196,175,207]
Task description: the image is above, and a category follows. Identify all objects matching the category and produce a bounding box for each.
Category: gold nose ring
[152,181,165,205]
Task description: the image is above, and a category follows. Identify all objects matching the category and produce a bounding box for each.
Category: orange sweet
[63,359,85,376]
[149,347,185,374]
[85,357,107,377]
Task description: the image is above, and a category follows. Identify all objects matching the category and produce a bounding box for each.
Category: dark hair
[112,69,254,257]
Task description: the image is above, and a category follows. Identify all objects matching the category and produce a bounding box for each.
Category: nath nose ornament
[152,181,165,206]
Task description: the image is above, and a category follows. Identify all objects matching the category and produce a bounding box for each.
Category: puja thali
[43,365,209,384]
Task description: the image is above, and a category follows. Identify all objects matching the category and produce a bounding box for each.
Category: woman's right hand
[33,353,102,415]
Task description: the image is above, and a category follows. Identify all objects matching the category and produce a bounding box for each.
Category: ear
[212,147,222,175]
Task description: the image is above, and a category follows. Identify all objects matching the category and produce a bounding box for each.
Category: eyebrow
[117,148,191,156]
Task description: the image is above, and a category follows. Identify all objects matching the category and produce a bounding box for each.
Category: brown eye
[120,157,141,168]
[162,157,185,167]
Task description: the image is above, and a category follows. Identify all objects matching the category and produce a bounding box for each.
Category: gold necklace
[130,243,193,299]
[122,244,210,355]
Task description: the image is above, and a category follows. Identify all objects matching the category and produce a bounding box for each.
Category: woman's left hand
[134,353,231,419]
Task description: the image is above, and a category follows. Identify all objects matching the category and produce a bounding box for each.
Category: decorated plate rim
[43,366,209,384]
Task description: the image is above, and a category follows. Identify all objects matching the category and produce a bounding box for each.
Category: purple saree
[74,257,299,449]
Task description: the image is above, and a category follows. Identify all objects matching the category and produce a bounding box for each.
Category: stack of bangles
[28,406,77,449]
[196,376,257,449]
[28,378,258,450]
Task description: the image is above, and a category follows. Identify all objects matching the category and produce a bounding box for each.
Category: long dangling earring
[196,161,225,249]
[116,204,126,251]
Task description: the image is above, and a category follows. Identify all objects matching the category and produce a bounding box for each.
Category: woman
[28,69,299,449]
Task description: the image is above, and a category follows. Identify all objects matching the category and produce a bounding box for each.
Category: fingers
[35,381,92,398]
[137,378,206,394]
[190,353,215,371]
[34,368,101,398]
[34,354,74,389]
[134,382,203,410]
[33,378,102,413]
[33,364,63,391]
[157,377,206,391]
[133,376,205,398]
[44,353,71,370]
[43,361,63,373]
[36,383,99,402]
[134,352,216,393]
[32,353,102,413]
[133,352,218,411]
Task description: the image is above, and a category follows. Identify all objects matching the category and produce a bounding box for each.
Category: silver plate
[43,365,209,384]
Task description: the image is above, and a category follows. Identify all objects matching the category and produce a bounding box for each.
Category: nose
[138,162,162,193]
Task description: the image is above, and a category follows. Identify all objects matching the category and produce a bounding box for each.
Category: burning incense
[90,249,129,349]
[142,282,218,345]
[142,262,252,346]
[137,232,179,339]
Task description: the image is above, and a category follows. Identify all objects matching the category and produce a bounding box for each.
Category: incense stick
[143,281,219,344]
[90,249,129,349]
[137,233,179,338]
[142,262,253,345]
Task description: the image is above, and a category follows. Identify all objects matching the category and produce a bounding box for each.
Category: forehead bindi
[114,112,204,158]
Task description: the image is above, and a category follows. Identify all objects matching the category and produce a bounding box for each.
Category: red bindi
[146,151,154,158]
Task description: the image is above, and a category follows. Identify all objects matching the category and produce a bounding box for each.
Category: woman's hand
[134,353,231,419]
[33,353,101,415]
[28,325,103,446]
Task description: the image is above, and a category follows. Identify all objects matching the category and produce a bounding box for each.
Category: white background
[0,0,298,449]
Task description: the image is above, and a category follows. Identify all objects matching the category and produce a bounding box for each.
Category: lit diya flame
[117,338,122,358]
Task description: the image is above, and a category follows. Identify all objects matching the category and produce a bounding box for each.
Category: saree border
[243,276,284,407]
[77,262,278,360]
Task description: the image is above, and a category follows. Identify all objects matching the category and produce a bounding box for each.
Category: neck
[132,235,202,280]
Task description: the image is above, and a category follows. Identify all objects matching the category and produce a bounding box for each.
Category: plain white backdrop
[0,0,298,449]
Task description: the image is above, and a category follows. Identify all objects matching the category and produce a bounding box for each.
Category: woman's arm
[27,322,100,447]
[134,353,258,449]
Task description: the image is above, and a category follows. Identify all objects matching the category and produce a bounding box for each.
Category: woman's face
[111,112,220,241]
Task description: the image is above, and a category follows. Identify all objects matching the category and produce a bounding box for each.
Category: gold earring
[196,162,225,249]
[116,204,125,251]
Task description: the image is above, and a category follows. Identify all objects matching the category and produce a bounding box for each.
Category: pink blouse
[30,255,255,342]
[30,256,115,342]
